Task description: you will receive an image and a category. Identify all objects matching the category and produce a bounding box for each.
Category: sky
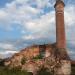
[0,0,75,60]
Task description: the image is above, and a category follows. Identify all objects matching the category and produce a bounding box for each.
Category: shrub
[0,66,29,75]
[37,67,53,75]
[21,57,26,65]
[33,55,43,60]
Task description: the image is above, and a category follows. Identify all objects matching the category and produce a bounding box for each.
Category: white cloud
[22,34,47,40]
[0,51,18,55]
[0,0,74,41]
[67,50,75,60]
[24,11,55,34]
[15,0,28,4]
[22,35,36,40]
[0,0,54,25]
[0,0,75,30]
[0,10,8,19]
[0,9,10,26]
[68,50,75,55]
[0,43,15,50]
[34,0,54,8]
[0,0,75,59]
[64,5,75,27]
[0,51,18,58]
[0,0,40,29]
[0,0,74,33]
[0,0,74,43]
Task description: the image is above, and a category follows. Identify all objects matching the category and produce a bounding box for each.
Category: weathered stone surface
[4,45,71,75]
[22,60,39,75]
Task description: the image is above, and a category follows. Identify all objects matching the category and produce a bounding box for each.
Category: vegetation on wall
[33,55,43,60]
[37,67,53,75]
[71,64,75,75]
[21,57,26,65]
[0,65,75,75]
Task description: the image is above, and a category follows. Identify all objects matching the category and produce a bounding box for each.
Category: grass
[0,66,53,75]
[0,67,29,75]
[71,64,75,75]
[0,65,75,75]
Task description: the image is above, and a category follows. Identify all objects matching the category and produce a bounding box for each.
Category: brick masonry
[55,0,66,49]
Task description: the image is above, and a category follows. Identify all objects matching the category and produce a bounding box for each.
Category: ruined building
[4,0,71,75]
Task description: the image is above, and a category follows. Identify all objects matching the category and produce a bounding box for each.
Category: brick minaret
[54,0,66,49]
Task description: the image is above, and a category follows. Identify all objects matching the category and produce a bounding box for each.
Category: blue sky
[0,0,75,60]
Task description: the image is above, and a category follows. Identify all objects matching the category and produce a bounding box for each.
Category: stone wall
[4,44,71,75]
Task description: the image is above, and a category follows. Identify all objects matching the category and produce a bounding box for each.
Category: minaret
[54,0,66,49]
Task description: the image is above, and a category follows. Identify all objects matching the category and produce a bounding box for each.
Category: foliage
[33,55,43,60]
[21,57,26,65]
[0,66,29,75]
[37,67,53,75]
[71,64,75,75]
[0,64,75,75]
[0,66,53,75]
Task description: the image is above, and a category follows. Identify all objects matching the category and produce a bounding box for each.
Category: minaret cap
[54,0,65,8]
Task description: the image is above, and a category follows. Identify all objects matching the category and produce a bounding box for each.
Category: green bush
[21,57,26,65]
[71,64,75,75]
[37,67,53,75]
[0,66,29,75]
[33,55,43,60]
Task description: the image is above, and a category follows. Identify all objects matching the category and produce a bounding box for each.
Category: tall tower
[54,1,71,75]
[54,0,66,49]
